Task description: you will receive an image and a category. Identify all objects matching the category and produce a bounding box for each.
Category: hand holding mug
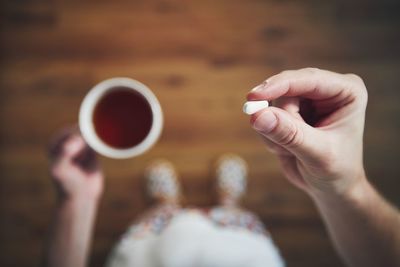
[48,78,162,200]
[48,128,104,202]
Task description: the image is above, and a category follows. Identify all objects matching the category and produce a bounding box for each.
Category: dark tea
[93,87,153,148]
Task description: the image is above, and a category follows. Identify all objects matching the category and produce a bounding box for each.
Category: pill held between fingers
[242,100,269,115]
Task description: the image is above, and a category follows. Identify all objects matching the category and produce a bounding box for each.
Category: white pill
[242,100,269,115]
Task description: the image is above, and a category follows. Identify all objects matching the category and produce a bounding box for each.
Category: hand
[247,68,368,198]
[48,128,104,202]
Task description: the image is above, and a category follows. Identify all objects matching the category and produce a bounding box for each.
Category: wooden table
[1,1,399,266]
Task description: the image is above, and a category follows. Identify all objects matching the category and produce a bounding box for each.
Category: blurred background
[1,0,399,266]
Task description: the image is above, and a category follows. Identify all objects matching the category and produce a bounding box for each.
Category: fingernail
[253,111,277,134]
[250,84,262,92]
[250,80,268,92]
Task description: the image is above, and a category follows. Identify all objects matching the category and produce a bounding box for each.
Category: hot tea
[93,87,153,149]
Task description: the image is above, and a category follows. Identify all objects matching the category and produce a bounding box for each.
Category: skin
[45,68,400,267]
[248,68,400,267]
[45,129,103,267]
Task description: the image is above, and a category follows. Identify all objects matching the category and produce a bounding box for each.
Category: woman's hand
[48,128,104,202]
[248,68,400,267]
[45,128,103,267]
[247,68,368,198]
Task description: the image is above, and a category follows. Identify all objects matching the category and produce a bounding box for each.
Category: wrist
[57,193,100,209]
[310,170,371,206]
[55,194,99,228]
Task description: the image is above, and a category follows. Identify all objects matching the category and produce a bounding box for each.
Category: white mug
[79,77,163,159]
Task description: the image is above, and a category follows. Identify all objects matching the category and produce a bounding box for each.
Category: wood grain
[1,0,399,266]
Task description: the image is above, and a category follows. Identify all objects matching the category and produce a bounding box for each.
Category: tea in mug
[93,87,153,148]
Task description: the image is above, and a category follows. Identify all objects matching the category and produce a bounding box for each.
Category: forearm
[45,196,99,267]
[312,177,400,267]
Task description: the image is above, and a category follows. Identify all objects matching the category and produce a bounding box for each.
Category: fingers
[246,68,368,195]
[258,97,303,156]
[272,97,304,121]
[63,135,86,158]
[60,136,99,173]
[48,127,79,162]
[261,135,292,156]
[48,127,83,162]
[250,107,329,165]
[53,135,86,174]
[49,127,99,174]
[246,67,366,165]
[248,68,366,103]
[273,97,299,113]
[72,144,99,173]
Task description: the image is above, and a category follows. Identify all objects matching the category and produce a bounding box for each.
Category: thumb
[50,134,86,179]
[251,107,327,165]
[63,135,86,159]
[55,135,87,170]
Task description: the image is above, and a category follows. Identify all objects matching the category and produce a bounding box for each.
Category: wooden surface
[1,0,400,266]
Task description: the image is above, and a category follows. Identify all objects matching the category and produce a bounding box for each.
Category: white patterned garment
[106,212,285,267]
